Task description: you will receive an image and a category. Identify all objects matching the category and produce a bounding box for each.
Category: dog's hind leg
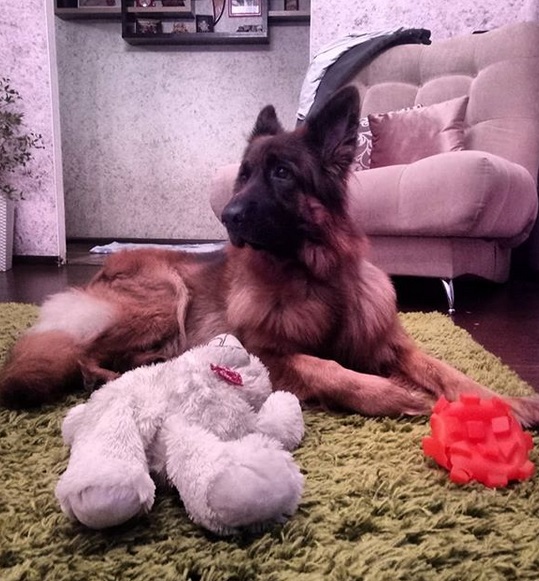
[79,269,191,387]
[0,290,117,408]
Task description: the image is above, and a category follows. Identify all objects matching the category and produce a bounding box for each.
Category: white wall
[310,0,539,57]
[56,18,310,240]
[0,0,66,260]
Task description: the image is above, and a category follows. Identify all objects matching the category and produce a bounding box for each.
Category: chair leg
[441,278,455,315]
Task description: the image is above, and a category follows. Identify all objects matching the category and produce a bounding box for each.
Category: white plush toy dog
[55,335,304,535]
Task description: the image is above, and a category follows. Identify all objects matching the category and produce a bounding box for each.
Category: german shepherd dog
[2,86,539,425]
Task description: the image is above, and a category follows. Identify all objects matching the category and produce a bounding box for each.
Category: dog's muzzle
[221,198,249,248]
[222,193,300,256]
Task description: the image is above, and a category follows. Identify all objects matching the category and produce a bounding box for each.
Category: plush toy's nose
[206,334,251,368]
[207,334,244,350]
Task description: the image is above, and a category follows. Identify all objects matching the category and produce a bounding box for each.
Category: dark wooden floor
[1,245,538,391]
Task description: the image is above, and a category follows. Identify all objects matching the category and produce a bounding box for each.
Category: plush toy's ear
[250,105,284,141]
[303,86,360,173]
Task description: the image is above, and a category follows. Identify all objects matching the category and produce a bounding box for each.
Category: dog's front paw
[55,462,155,529]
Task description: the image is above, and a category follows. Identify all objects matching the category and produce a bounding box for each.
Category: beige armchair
[210,22,539,312]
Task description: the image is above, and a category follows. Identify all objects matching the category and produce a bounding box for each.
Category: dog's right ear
[250,105,284,141]
[304,86,360,174]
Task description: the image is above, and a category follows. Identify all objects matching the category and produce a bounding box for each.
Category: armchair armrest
[348,150,538,246]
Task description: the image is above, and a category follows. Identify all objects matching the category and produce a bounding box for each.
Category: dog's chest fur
[224,250,336,354]
[222,248,397,370]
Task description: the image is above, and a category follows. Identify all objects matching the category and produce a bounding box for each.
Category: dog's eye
[273,165,292,181]
[237,166,250,184]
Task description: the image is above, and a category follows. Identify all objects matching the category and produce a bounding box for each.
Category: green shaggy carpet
[1,304,538,581]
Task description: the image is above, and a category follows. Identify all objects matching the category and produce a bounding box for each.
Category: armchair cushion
[354,105,424,171]
[368,96,468,168]
[348,150,538,246]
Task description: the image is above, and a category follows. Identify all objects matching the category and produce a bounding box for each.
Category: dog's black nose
[221,199,249,248]
[221,199,245,228]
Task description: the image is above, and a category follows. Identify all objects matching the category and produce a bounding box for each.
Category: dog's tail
[0,289,118,408]
[0,330,84,408]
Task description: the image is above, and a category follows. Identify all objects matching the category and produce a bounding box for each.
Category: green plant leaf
[0,77,44,201]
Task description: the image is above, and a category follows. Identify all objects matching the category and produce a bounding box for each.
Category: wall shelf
[55,2,310,41]
[123,31,268,45]
[268,10,309,22]
[122,0,270,45]
[55,6,121,20]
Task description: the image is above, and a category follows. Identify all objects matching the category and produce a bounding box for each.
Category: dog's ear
[304,86,360,172]
[250,105,284,141]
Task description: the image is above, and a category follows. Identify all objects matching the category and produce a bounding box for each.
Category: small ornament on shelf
[284,0,299,10]
[136,18,160,33]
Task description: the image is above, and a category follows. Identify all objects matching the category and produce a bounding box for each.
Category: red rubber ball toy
[422,394,535,488]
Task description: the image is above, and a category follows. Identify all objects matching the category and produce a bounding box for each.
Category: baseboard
[13,255,64,266]
[67,237,226,246]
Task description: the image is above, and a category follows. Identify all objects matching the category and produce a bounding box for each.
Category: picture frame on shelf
[229,0,262,17]
[196,14,214,32]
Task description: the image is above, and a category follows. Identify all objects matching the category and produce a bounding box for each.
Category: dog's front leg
[262,353,435,418]
[265,350,539,427]
[396,348,539,428]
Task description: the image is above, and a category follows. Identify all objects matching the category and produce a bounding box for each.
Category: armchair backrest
[347,22,539,182]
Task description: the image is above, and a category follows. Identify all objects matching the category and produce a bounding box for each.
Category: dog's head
[221,87,360,258]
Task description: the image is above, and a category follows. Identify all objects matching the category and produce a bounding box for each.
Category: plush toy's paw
[56,462,155,529]
[206,433,304,534]
[59,484,151,529]
[256,391,304,450]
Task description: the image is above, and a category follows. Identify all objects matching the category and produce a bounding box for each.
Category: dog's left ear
[304,86,360,172]
[250,105,284,141]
